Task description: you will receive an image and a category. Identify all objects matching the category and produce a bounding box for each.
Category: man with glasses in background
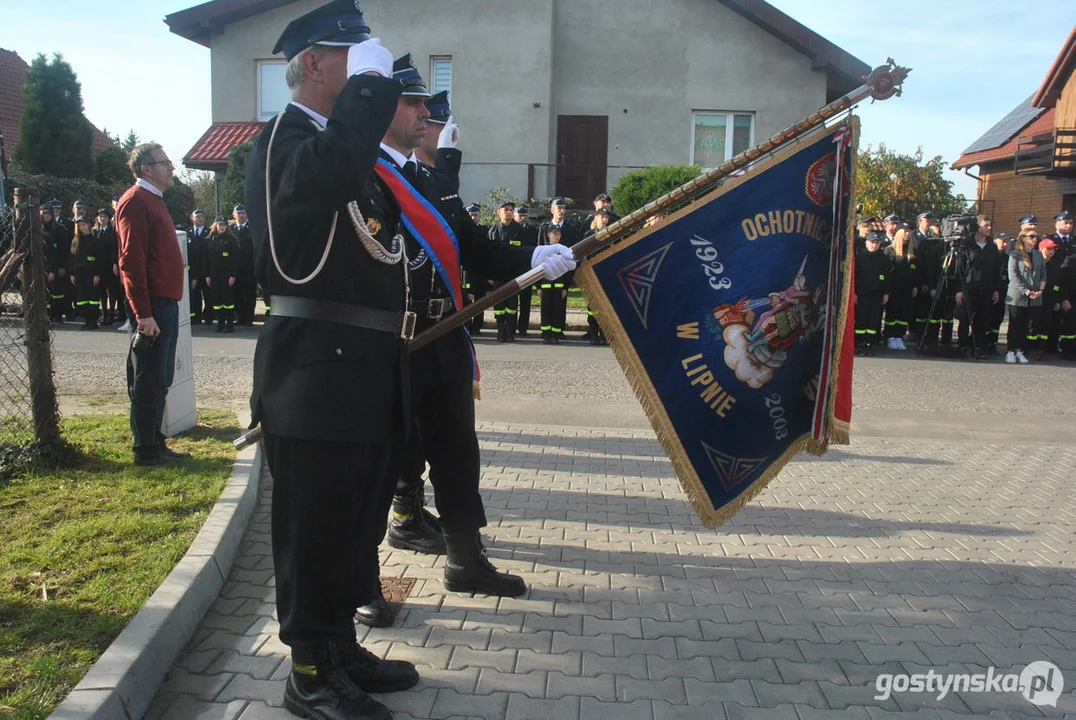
[115,144,191,466]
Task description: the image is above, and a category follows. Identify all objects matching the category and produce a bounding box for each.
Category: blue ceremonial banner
[576,120,857,527]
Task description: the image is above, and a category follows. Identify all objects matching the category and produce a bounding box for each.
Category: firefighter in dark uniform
[584,207,613,344]
[1056,239,1076,359]
[987,231,1012,354]
[1042,210,1074,352]
[231,204,256,325]
[910,212,937,341]
[489,200,525,341]
[418,89,462,190]
[462,203,488,333]
[91,209,119,325]
[41,205,69,323]
[69,217,104,329]
[854,231,890,354]
[537,225,569,343]
[243,6,420,716]
[355,56,575,627]
[1035,238,1063,358]
[187,209,211,325]
[513,204,539,336]
[953,218,1003,360]
[206,217,238,333]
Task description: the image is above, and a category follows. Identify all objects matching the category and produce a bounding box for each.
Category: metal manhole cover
[380,576,417,610]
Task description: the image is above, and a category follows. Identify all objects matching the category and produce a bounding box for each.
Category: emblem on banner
[617,242,672,329]
[805,153,837,207]
[702,443,769,492]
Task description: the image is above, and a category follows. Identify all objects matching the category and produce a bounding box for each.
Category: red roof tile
[0,48,115,161]
[183,121,264,170]
[952,108,1056,169]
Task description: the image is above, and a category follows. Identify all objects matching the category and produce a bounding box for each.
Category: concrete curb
[50,430,264,720]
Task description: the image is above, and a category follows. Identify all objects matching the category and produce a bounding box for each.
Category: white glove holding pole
[437,115,460,149]
[347,38,393,78]
[531,244,576,281]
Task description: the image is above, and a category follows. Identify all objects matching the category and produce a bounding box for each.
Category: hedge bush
[610,164,702,218]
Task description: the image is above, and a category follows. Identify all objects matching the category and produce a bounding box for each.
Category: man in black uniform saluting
[244,3,420,718]
[354,55,576,627]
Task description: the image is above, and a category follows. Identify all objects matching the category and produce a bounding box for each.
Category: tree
[179,169,218,216]
[121,130,141,155]
[221,140,255,211]
[13,53,94,179]
[94,146,130,186]
[610,164,701,218]
[163,176,196,228]
[856,145,969,222]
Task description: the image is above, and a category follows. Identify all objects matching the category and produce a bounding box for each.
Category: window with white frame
[430,56,452,99]
[258,61,289,120]
[691,112,754,168]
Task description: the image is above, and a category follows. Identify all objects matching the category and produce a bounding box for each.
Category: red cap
[1039,238,1058,250]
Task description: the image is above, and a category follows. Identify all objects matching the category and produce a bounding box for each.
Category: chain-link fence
[0,193,63,477]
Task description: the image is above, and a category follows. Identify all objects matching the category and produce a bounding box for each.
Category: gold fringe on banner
[575,119,857,529]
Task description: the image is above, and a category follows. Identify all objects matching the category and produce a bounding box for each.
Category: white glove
[347,38,393,78]
[437,115,460,149]
[531,244,576,281]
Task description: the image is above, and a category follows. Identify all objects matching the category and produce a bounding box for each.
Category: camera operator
[953,215,1003,360]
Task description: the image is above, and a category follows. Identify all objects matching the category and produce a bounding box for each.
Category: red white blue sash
[374,158,479,382]
[374,159,463,311]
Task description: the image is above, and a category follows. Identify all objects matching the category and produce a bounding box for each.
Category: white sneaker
[1016,351,1029,364]
[894,338,907,351]
[1005,351,1017,364]
[886,337,899,350]
[117,321,131,332]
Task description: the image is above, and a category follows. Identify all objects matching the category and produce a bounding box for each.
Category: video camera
[940,213,979,242]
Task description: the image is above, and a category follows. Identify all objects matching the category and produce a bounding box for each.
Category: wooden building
[954,26,1076,236]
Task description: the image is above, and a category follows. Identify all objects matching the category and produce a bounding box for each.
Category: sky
[0,1,1072,200]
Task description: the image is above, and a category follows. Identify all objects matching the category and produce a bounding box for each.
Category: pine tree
[121,130,141,155]
[13,53,94,179]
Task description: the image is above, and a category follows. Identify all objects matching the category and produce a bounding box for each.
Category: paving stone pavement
[147,425,1076,720]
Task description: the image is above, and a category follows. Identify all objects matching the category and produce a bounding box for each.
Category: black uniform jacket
[855,248,891,295]
[393,156,532,384]
[245,74,405,442]
[207,231,239,279]
[186,225,209,283]
[71,232,105,277]
[954,238,1004,293]
[232,222,255,276]
[44,220,69,275]
[433,147,462,192]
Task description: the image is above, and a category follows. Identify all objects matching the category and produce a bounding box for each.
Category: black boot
[505,315,517,342]
[225,316,235,333]
[214,318,224,333]
[496,317,507,342]
[443,531,526,597]
[387,489,446,555]
[354,576,395,629]
[339,640,419,694]
[284,642,392,720]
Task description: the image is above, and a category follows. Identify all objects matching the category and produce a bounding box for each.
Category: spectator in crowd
[231,204,256,325]
[488,201,524,342]
[954,215,1003,360]
[883,225,917,351]
[93,208,121,326]
[187,209,211,325]
[206,216,238,333]
[512,205,538,337]
[41,205,69,323]
[115,143,190,467]
[537,225,569,343]
[1035,238,1064,359]
[69,217,103,330]
[1004,230,1044,364]
[583,208,611,345]
[855,231,889,355]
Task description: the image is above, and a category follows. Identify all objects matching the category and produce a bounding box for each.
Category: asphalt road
[42,319,1076,443]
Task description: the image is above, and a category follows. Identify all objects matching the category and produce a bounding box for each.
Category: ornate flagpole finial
[863,58,911,103]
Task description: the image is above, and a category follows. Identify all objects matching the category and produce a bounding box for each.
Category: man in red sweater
[115,143,190,466]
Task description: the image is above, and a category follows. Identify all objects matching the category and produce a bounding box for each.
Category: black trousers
[1059,308,1076,354]
[405,343,486,534]
[73,270,100,322]
[1030,305,1061,352]
[855,292,884,345]
[190,280,212,323]
[1006,304,1033,353]
[235,271,257,324]
[464,281,487,333]
[539,284,567,335]
[266,432,400,650]
[910,286,932,338]
[210,275,235,320]
[956,287,994,351]
[517,288,533,334]
[988,293,1007,348]
[396,422,426,495]
[884,283,913,339]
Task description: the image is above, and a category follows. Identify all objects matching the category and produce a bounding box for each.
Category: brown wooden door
[556,115,608,201]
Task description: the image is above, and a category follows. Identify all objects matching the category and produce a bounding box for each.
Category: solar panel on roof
[961,95,1045,154]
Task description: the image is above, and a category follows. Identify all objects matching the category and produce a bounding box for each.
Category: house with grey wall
[168,0,867,207]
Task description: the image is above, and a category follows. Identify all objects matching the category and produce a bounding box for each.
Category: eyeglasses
[143,159,174,170]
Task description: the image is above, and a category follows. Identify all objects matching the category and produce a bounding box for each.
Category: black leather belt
[271,295,417,339]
